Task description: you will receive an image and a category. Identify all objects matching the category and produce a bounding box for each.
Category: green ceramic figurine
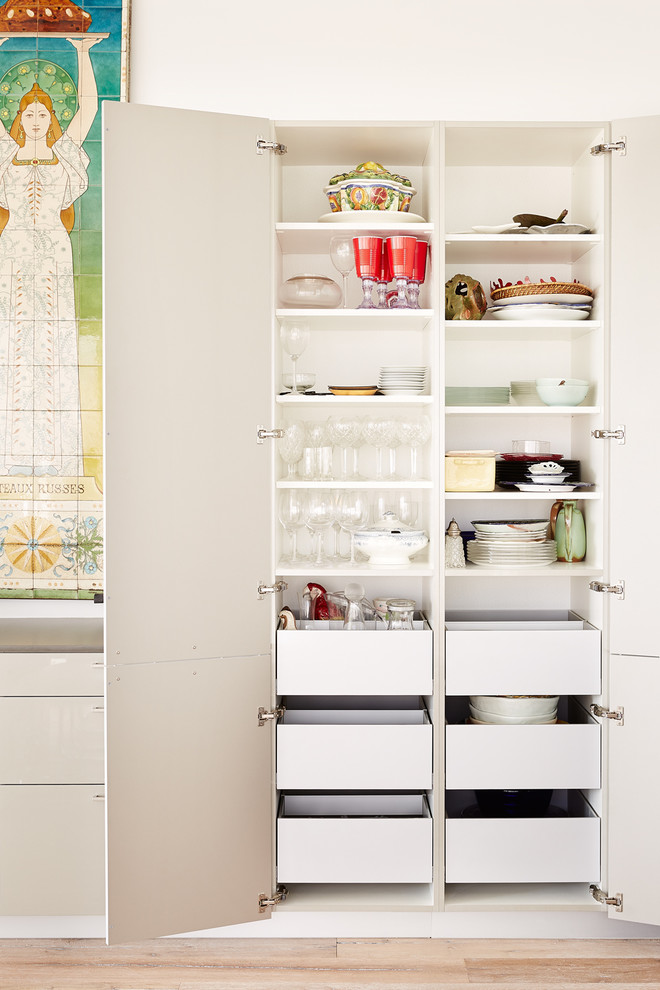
[445,274,487,320]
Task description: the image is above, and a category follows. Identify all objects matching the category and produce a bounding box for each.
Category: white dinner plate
[319,211,427,224]
[490,293,593,307]
[471,223,523,234]
[513,483,579,492]
[489,304,591,321]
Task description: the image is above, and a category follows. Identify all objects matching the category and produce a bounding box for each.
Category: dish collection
[469,694,559,724]
[466,519,557,568]
[379,366,428,395]
[488,277,594,321]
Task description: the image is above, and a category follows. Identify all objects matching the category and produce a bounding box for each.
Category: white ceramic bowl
[535,378,590,406]
[470,695,559,717]
[353,512,429,568]
[469,714,558,725]
[528,461,565,475]
[469,706,558,725]
[471,519,549,535]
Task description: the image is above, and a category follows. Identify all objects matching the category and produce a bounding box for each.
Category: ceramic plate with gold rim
[328,385,378,396]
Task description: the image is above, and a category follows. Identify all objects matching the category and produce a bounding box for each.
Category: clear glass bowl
[279,275,342,308]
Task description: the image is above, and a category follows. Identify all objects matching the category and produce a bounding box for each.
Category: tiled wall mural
[0,0,128,598]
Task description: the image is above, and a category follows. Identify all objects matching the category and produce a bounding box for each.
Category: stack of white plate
[489,300,592,321]
[468,519,556,568]
[510,381,542,405]
[378,366,428,395]
[468,694,559,724]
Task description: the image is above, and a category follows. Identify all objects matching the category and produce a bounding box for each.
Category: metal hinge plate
[590,884,623,911]
[589,579,625,600]
[590,703,624,726]
[591,426,625,444]
[256,137,287,156]
[257,426,285,444]
[258,705,286,727]
[590,138,626,157]
[257,580,288,599]
[258,886,288,912]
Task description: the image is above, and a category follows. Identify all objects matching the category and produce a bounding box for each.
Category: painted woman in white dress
[0,36,100,477]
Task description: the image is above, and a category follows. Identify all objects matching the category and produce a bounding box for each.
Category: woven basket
[491,281,592,301]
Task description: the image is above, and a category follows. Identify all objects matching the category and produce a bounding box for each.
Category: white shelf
[445,320,601,342]
[445,405,600,415]
[279,558,433,578]
[277,394,433,405]
[278,479,433,489]
[277,309,433,330]
[277,222,434,254]
[444,882,600,913]
[445,490,600,500]
[444,233,601,265]
[446,562,603,577]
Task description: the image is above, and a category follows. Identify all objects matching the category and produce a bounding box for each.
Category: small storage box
[277,793,433,883]
[445,450,496,492]
[276,707,432,790]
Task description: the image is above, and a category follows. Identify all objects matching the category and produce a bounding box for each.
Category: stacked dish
[488,279,593,321]
[467,519,556,568]
[469,695,559,725]
[445,386,509,405]
[510,381,542,405]
[378,366,428,395]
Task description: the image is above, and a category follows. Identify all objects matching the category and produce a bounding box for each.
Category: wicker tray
[491,281,592,301]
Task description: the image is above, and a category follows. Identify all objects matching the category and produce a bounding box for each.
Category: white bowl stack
[469,695,559,724]
[378,366,428,395]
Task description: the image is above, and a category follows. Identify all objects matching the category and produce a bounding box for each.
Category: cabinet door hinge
[258,886,288,912]
[590,703,624,726]
[590,138,627,157]
[257,426,285,444]
[256,137,287,156]
[257,580,288,599]
[591,426,625,444]
[258,705,286,727]
[589,579,625,599]
[590,884,623,911]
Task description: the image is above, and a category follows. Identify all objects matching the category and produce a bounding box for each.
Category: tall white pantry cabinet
[99,106,660,944]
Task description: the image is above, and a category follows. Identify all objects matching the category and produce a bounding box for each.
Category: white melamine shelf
[444,882,599,913]
[444,233,601,264]
[279,558,433,578]
[445,490,600,500]
[277,394,433,406]
[277,222,434,254]
[277,882,434,912]
[445,406,600,415]
[277,309,433,330]
[445,321,601,341]
[445,562,603,577]
[277,479,433,489]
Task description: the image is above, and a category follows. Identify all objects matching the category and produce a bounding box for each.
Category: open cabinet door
[606,114,660,926]
[103,103,274,943]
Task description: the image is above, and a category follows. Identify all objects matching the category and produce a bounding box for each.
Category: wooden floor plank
[464,957,660,983]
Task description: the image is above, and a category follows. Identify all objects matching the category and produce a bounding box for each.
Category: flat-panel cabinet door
[103,102,274,943]
[609,114,660,658]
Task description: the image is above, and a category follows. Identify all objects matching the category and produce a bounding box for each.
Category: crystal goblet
[337,489,370,566]
[278,421,304,479]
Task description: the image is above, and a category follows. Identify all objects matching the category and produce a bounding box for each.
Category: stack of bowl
[468,695,559,724]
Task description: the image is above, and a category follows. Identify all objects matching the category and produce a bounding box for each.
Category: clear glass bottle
[386,598,416,630]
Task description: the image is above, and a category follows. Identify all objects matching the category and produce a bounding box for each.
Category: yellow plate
[329,385,378,396]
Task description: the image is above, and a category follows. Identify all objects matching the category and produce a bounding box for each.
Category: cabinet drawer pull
[92,794,105,801]
[91,706,105,713]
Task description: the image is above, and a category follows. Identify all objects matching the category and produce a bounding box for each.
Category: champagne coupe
[386,236,417,309]
[306,490,336,567]
[396,415,431,480]
[407,240,429,309]
[327,414,363,480]
[330,236,355,308]
[278,490,309,563]
[278,421,304,479]
[352,236,382,309]
[337,490,370,566]
[280,321,310,395]
[376,241,391,309]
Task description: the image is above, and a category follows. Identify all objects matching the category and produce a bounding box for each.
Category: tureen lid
[367,511,420,534]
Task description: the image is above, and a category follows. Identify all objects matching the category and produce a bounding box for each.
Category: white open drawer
[276,708,432,790]
[276,619,432,696]
[277,793,433,884]
[0,652,104,696]
[445,793,600,884]
[445,611,601,695]
[446,722,601,790]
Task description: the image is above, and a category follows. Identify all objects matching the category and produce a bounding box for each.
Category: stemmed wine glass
[374,490,419,528]
[386,236,417,309]
[304,420,332,481]
[363,415,397,480]
[326,414,363,480]
[337,490,370,567]
[306,491,336,567]
[278,490,309,564]
[278,421,304,479]
[330,236,355,308]
[407,240,429,309]
[352,236,382,309]
[396,415,431,480]
[376,241,391,309]
[280,321,310,395]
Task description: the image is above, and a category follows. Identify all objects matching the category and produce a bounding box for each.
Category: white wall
[128,0,660,122]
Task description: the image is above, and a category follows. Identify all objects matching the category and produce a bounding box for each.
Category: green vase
[551,499,586,562]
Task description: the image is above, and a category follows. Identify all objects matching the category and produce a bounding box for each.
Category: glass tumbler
[386,598,416,630]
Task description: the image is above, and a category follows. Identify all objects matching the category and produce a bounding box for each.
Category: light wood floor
[0,938,659,990]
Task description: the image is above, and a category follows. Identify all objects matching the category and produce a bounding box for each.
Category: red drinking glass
[352,236,382,309]
[376,241,391,309]
[408,240,429,309]
[386,235,417,308]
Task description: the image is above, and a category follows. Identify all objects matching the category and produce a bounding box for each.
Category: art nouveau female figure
[0,36,100,477]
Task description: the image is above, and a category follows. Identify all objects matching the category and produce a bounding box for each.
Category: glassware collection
[278,580,421,631]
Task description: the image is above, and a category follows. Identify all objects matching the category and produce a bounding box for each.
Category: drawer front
[445,628,601,695]
[446,723,601,789]
[445,815,600,884]
[0,652,103,696]
[276,627,432,695]
[277,723,432,790]
[278,815,432,883]
[0,785,105,914]
[0,698,104,783]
